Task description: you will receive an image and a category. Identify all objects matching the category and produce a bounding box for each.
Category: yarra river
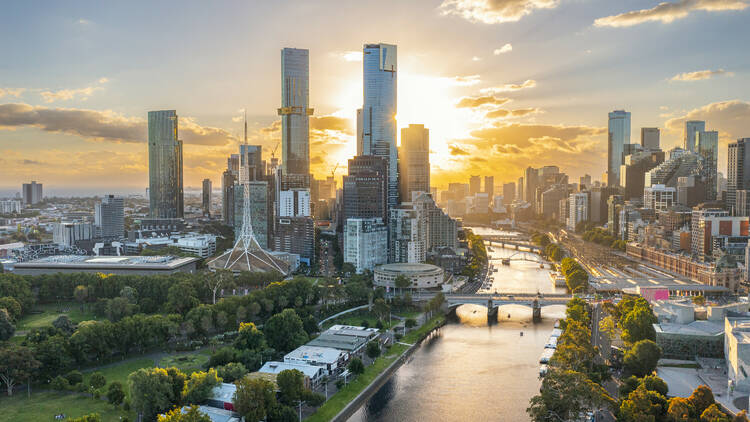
[347,228,567,421]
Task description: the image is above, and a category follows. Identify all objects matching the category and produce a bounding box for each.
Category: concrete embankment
[330,319,446,422]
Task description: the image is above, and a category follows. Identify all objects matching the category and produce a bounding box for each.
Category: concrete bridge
[413,292,572,322]
[483,237,542,253]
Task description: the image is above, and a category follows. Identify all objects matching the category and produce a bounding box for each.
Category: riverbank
[306,314,447,422]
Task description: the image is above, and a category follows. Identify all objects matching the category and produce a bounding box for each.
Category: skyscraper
[696,130,719,201]
[469,176,481,196]
[398,124,430,202]
[607,110,631,187]
[202,179,212,217]
[148,110,183,218]
[279,48,312,185]
[95,195,124,239]
[361,43,398,207]
[484,176,494,199]
[640,127,660,150]
[727,138,750,213]
[684,120,706,153]
[21,181,43,205]
[503,183,515,205]
[343,155,388,222]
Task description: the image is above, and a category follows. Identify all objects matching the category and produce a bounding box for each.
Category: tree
[234,376,277,422]
[599,315,618,341]
[217,362,248,383]
[120,286,138,304]
[689,385,716,416]
[624,340,662,377]
[65,370,84,386]
[0,344,40,396]
[527,369,615,422]
[733,410,750,422]
[618,384,668,422]
[106,296,136,322]
[207,270,234,305]
[405,318,417,330]
[692,295,706,306]
[50,375,69,391]
[366,340,381,359]
[700,404,730,422]
[167,281,200,315]
[373,298,390,323]
[234,322,265,351]
[89,371,106,389]
[348,358,365,375]
[183,369,222,404]
[276,369,304,405]
[0,296,21,320]
[566,269,589,293]
[129,367,186,421]
[667,397,696,422]
[264,309,308,353]
[394,275,411,295]
[0,309,14,341]
[641,374,669,397]
[158,405,212,422]
[107,381,125,407]
[622,306,657,344]
[74,285,88,309]
[52,315,75,334]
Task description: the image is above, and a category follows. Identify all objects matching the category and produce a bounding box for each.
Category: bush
[89,371,106,389]
[65,370,83,386]
[335,379,344,389]
[107,382,125,407]
[217,362,248,383]
[366,341,381,359]
[50,375,70,391]
[348,358,365,375]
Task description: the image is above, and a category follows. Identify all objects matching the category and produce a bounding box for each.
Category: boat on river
[539,348,555,364]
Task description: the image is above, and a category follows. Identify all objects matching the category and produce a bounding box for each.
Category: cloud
[21,159,44,165]
[439,0,559,24]
[310,115,353,134]
[485,107,541,119]
[665,100,750,141]
[0,103,236,146]
[330,51,363,62]
[0,88,26,99]
[472,56,482,61]
[450,75,482,86]
[455,95,510,108]
[479,79,536,93]
[77,18,91,25]
[449,144,471,155]
[40,78,109,103]
[493,43,513,55]
[670,69,733,81]
[594,0,749,27]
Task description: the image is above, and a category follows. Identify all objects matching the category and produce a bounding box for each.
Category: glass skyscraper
[696,130,719,201]
[684,120,705,153]
[148,110,183,218]
[607,110,631,187]
[279,48,311,183]
[361,43,398,208]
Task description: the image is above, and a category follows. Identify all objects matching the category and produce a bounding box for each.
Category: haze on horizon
[1,0,749,195]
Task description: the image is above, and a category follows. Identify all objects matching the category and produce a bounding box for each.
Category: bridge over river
[412,292,572,322]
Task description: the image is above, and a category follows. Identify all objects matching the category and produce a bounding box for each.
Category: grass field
[82,357,153,401]
[16,302,96,331]
[159,351,210,375]
[0,391,132,422]
[321,307,421,331]
[306,314,445,422]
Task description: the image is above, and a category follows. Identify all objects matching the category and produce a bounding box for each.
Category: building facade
[279,48,312,183]
[344,218,388,273]
[641,127,660,150]
[684,120,705,153]
[398,124,430,202]
[148,110,184,218]
[22,181,43,206]
[202,179,212,216]
[273,216,315,264]
[608,110,631,186]
[95,195,124,239]
[727,138,750,213]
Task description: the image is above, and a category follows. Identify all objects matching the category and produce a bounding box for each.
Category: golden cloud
[479,79,536,93]
[39,78,109,103]
[670,69,733,81]
[485,107,541,119]
[493,43,513,55]
[455,95,510,108]
[439,0,559,24]
[665,100,750,141]
[594,0,748,27]
[0,88,25,99]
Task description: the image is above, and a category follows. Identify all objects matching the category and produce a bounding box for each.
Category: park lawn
[16,302,96,330]
[83,357,153,397]
[159,351,210,375]
[0,391,131,422]
[306,315,445,422]
[321,310,397,331]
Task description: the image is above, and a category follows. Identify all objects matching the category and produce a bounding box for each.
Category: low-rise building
[13,255,199,276]
[374,262,445,290]
[725,314,750,392]
[284,345,347,375]
[206,383,238,412]
[258,361,326,389]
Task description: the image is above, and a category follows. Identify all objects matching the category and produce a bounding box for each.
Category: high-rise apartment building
[148,110,183,218]
[273,217,315,264]
[641,128,660,150]
[22,181,43,205]
[398,124,430,202]
[691,207,749,257]
[389,206,427,264]
[95,195,124,239]
[567,192,589,230]
[484,176,494,200]
[279,48,312,185]
[344,218,388,273]
[279,189,311,217]
[54,222,93,247]
[524,167,537,204]
[503,183,515,205]
[608,110,631,186]
[222,170,237,225]
[343,156,388,222]
[361,43,398,208]
[469,176,481,196]
[643,184,675,211]
[727,138,750,213]
[696,130,719,201]
[684,120,706,153]
[202,179,212,217]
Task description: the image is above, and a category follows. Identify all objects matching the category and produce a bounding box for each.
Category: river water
[347,228,567,422]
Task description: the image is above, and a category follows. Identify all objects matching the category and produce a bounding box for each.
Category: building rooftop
[325,325,380,339]
[307,333,368,352]
[285,345,345,363]
[13,254,198,268]
[179,406,240,422]
[259,361,326,378]
[208,383,237,403]
[655,320,724,337]
[375,262,443,274]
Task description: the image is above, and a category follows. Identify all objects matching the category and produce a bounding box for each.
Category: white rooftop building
[258,361,326,387]
[284,345,347,375]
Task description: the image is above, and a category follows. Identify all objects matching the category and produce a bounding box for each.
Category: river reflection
[347,228,567,422]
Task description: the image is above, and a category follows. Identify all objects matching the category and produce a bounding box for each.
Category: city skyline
[2,1,750,196]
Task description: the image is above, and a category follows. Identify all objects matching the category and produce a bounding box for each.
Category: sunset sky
[1,0,750,196]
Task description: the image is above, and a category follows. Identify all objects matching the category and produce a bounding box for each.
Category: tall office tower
[343,156,388,222]
[21,181,43,205]
[524,167,537,204]
[279,48,312,187]
[607,110,631,186]
[580,174,592,189]
[696,130,719,201]
[95,195,124,239]
[728,139,750,213]
[484,176,494,200]
[684,120,706,153]
[469,176,481,196]
[148,110,183,218]
[607,195,624,236]
[503,183,515,205]
[202,179,212,216]
[641,127,660,150]
[398,124,430,202]
[517,177,523,200]
[620,150,665,200]
[222,170,237,225]
[361,43,398,208]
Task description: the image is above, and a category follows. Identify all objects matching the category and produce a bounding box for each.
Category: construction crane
[330,162,339,179]
[271,142,279,159]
